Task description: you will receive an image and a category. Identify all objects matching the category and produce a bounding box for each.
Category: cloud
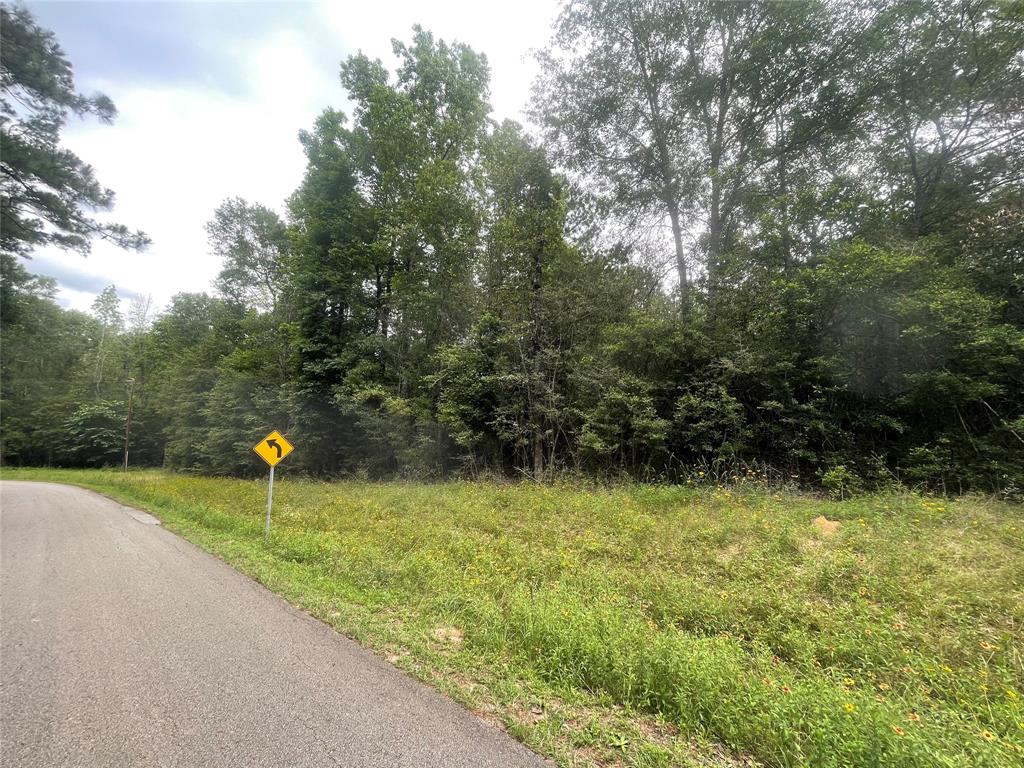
[31,31,336,312]
[28,252,142,300]
[25,1,330,98]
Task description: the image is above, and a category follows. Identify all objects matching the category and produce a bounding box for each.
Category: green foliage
[207,198,290,313]
[819,465,863,500]
[578,372,667,472]
[0,253,97,465]
[55,402,124,466]
[2,7,1022,496]
[671,382,746,461]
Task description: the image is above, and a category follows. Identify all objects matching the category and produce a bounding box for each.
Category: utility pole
[123,377,135,472]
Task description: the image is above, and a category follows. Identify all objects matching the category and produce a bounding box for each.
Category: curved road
[0,481,547,768]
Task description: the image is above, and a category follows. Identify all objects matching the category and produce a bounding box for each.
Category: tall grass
[5,469,1021,767]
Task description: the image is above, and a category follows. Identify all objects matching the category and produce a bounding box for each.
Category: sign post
[265,465,274,536]
[253,429,294,537]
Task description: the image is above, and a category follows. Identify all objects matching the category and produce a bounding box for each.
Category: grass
[3,467,1022,767]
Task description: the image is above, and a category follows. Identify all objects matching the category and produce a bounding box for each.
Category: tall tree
[89,284,123,398]
[206,198,289,313]
[535,0,695,298]
[289,27,492,475]
[535,0,870,301]
[869,0,1024,237]
[337,27,490,392]
[0,3,147,257]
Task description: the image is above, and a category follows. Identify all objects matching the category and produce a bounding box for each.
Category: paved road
[0,481,547,768]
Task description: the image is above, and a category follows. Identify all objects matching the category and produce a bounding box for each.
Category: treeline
[2,1,1022,494]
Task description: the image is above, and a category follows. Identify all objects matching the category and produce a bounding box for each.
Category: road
[0,481,548,768]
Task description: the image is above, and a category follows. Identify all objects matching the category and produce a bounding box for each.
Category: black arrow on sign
[266,439,283,459]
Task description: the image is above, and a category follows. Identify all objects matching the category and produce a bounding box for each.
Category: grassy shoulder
[3,468,1022,767]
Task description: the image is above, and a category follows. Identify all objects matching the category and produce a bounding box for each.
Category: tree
[480,122,568,479]
[0,258,96,465]
[535,0,871,302]
[207,198,289,313]
[336,26,489,392]
[869,0,1024,238]
[56,402,124,467]
[0,3,148,257]
[535,0,696,298]
[288,27,492,476]
[88,284,123,398]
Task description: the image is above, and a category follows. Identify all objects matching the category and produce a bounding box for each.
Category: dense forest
[2,1,1022,495]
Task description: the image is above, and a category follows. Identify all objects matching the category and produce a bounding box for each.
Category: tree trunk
[626,11,689,305]
[667,198,689,303]
[532,432,544,482]
[777,116,793,276]
[530,236,545,482]
[708,170,723,299]
[707,24,732,313]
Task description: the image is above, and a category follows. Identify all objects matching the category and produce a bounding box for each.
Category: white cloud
[39,32,335,313]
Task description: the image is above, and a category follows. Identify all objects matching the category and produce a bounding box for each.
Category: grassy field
[3,468,1022,767]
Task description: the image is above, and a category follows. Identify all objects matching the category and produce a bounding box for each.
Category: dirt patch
[432,625,464,648]
[512,702,548,726]
[716,542,745,566]
[812,516,841,536]
[574,745,623,768]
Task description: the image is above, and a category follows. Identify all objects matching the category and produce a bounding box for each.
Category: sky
[24,0,561,313]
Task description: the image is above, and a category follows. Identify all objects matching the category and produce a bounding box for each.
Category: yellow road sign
[253,430,294,467]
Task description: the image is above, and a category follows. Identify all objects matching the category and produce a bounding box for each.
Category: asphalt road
[0,481,548,768]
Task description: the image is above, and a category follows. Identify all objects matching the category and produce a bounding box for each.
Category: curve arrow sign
[253,430,293,468]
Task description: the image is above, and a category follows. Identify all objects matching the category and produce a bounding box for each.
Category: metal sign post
[265,465,275,536]
[253,430,294,538]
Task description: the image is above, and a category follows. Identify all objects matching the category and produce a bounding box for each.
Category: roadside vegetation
[3,2,1023,496]
[6,468,1021,767]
